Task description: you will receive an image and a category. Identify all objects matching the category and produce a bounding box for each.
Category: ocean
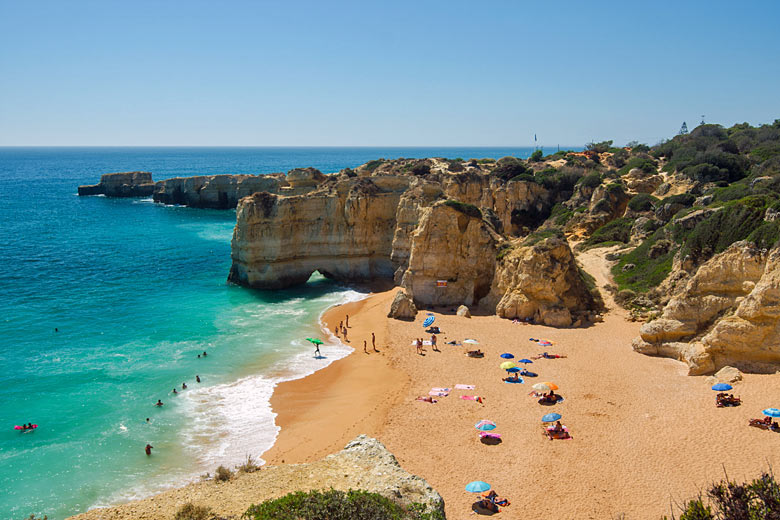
[0,146,539,519]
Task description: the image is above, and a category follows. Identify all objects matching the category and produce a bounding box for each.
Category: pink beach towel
[455,384,475,390]
[479,432,501,439]
[460,395,483,403]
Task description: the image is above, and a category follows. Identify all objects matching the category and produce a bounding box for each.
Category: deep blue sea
[0,147,539,519]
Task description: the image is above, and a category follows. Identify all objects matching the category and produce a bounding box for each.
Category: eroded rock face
[634,242,780,374]
[388,291,418,320]
[229,177,410,289]
[154,174,285,208]
[486,237,595,327]
[401,202,501,307]
[78,171,155,197]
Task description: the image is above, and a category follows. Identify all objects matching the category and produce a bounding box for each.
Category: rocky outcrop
[633,242,780,374]
[69,435,444,520]
[401,201,501,307]
[229,177,411,289]
[624,168,663,194]
[388,291,418,320]
[153,174,285,209]
[456,305,471,318]
[78,171,155,197]
[486,237,597,327]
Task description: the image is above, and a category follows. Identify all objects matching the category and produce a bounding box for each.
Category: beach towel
[479,432,501,439]
[504,378,524,384]
[460,395,483,403]
[431,387,450,392]
[455,384,475,390]
[429,391,449,397]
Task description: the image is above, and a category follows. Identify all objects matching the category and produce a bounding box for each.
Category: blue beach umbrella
[711,383,733,391]
[423,316,435,327]
[466,481,491,493]
[506,367,521,373]
[763,408,780,418]
[474,420,496,431]
[518,358,533,364]
[542,413,562,423]
[500,353,514,359]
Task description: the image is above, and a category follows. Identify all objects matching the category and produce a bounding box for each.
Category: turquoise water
[0,147,538,519]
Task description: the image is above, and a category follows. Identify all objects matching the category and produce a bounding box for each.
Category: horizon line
[0,144,581,149]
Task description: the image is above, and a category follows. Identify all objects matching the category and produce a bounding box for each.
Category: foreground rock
[633,242,780,374]
[388,291,418,320]
[68,435,443,520]
[78,172,155,197]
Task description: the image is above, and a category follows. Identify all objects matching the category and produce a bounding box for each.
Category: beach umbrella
[541,382,558,390]
[532,383,551,393]
[763,408,780,418]
[423,316,435,328]
[500,361,517,370]
[506,367,521,373]
[500,353,514,359]
[464,339,479,344]
[542,413,562,423]
[474,420,496,431]
[466,481,491,493]
[711,383,733,391]
[306,338,323,345]
[518,358,533,364]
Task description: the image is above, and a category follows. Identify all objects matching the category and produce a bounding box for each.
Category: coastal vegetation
[667,471,779,520]
[243,489,445,520]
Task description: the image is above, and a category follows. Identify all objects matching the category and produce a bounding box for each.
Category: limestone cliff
[153,174,285,209]
[633,242,780,374]
[78,171,155,197]
[228,176,411,289]
[487,237,597,327]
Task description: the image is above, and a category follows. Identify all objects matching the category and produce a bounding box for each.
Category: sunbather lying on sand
[416,396,437,403]
[484,490,510,506]
[503,373,520,382]
[466,349,484,358]
[749,417,779,430]
[539,393,562,404]
[545,423,572,440]
[532,352,567,359]
[716,393,741,407]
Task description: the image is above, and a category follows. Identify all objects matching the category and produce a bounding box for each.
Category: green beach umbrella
[306,338,324,345]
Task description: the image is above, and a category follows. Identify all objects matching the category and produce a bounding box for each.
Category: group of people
[716,392,741,407]
[749,415,780,431]
[18,423,35,430]
[414,334,438,355]
[477,490,510,513]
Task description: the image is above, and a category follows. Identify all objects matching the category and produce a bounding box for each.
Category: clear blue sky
[1,0,778,147]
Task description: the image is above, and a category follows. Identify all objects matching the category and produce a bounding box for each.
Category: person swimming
[145,444,153,455]
[172,388,177,394]
[155,400,163,406]
[182,382,187,390]
[202,351,207,357]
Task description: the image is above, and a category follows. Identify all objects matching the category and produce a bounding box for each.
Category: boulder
[456,305,471,318]
[705,366,743,386]
[387,291,417,320]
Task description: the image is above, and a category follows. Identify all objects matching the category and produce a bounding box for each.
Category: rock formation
[487,237,597,327]
[69,435,444,520]
[633,242,780,374]
[78,171,155,197]
[388,291,418,320]
[230,159,600,324]
[153,174,285,209]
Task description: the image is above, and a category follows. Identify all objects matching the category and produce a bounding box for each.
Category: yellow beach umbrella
[542,382,558,391]
[500,361,517,370]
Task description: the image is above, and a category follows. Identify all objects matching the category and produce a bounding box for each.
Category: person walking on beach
[314,342,321,357]
[145,444,153,456]
[431,333,438,352]
[363,340,368,354]
[372,332,378,352]
[342,326,348,342]
[345,314,349,327]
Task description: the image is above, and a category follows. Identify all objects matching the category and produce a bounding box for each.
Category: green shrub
[477,158,496,164]
[409,162,430,176]
[443,199,482,219]
[628,193,659,212]
[581,217,633,249]
[529,149,544,162]
[618,156,658,176]
[175,503,214,520]
[585,140,613,153]
[509,173,536,183]
[579,172,602,189]
[243,488,444,520]
[711,182,751,203]
[363,159,385,173]
[214,465,233,482]
[659,193,696,207]
[237,454,261,474]
[613,228,676,293]
[550,203,574,226]
[522,228,565,246]
[493,156,529,181]
[667,471,779,520]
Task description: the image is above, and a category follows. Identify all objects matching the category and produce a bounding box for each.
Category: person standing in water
[202,351,207,357]
[196,375,201,383]
[314,342,321,357]
[182,382,187,390]
[145,444,153,455]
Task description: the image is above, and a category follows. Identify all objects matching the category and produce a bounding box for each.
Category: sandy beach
[70,249,780,519]
[265,248,780,519]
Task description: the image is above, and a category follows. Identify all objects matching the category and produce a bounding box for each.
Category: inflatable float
[14,424,37,430]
